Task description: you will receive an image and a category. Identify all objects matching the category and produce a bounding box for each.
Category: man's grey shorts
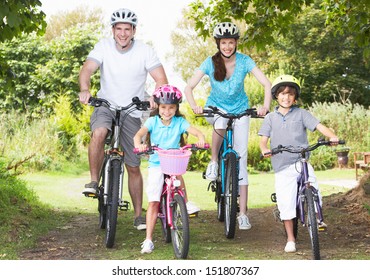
[90,106,141,167]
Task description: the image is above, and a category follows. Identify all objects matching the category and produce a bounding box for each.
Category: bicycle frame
[161,174,186,229]
[296,156,323,227]
[220,118,240,195]
[199,106,261,239]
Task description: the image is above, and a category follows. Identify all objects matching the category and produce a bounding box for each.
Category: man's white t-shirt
[87,38,162,117]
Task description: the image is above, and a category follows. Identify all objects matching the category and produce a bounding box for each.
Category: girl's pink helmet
[153,84,182,104]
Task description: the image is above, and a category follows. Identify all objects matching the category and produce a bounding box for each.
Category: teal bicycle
[199,106,261,239]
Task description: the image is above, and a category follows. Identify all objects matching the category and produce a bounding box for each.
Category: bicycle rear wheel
[305,187,320,260]
[159,193,171,243]
[105,158,121,248]
[171,194,190,259]
[224,153,238,239]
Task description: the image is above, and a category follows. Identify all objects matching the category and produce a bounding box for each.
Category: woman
[184,22,271,230]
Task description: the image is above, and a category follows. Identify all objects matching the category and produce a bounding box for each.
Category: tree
[0,0,46,80]
[271,7,369,106]
[187,0,370,62]
[0,0,46,42]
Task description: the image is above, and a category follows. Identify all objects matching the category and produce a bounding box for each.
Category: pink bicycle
[135,143,209,259]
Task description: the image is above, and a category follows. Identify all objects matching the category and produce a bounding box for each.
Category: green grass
[4,166,359,260]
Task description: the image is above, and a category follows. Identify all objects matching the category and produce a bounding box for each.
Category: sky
[40,0,194,89]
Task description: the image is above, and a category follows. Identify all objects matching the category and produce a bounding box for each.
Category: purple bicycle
[266,139,345,260]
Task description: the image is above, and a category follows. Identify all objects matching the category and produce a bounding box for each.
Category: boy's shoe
[284,241,296,253]
[82,181,98,196]
[140,239,154,254]
[237,214,252,230]
[205,161,218,181]
[186,201,200,215]
[134,216,146,230]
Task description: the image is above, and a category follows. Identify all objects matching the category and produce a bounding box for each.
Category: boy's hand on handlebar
[79,90,91,105]
[261,149,272,158]
[329,137,339,146]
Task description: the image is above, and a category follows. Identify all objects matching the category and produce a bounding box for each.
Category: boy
[258,74,339,253]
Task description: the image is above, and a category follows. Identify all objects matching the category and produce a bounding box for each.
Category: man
[78,8,168,230]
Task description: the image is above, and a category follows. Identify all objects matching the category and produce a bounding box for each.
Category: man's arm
[78,59,99,104]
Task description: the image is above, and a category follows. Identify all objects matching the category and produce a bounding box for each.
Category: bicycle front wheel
[305,187,320,260]
[171,194,190,259]
[105,158,121,248]
[98,155,109,229]
[224,153,238,239]
[160,193,171,243]
[216,180,225,222]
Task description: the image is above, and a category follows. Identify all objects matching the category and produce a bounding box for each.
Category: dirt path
[19,180,370,260]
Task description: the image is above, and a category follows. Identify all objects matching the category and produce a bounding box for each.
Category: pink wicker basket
[157,149,192,175]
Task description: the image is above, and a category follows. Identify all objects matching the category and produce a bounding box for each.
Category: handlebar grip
[338,140,346,145]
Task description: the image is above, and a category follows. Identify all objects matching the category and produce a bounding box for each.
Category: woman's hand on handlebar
[191,105,203,114]
[261,148,272,158]
[257,106,269,117]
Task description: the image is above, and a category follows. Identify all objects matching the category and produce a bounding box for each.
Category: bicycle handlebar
[133,143,210,155]
[88,96,150,111]
[198,106,265,119]
[265,139,346,156]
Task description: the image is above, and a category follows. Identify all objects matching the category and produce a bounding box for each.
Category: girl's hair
[145,105,187,146]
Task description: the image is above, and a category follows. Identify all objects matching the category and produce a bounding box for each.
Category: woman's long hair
[145,105,187,146]
[212,39,227,81]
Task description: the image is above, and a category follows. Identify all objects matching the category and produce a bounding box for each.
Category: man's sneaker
[82,181,98,196]
[186,201,200,215]
[284,241,296,253]
[205,161,218,181]
[140,239,154,254]
[134,216,146,230]
[237,214,252,230]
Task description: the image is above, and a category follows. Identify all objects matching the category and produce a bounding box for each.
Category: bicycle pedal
[188,212,199,218]
[84,193,98,198]
[119,201,131,211]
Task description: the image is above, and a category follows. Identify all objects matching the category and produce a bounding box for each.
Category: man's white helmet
[110,8,138,26]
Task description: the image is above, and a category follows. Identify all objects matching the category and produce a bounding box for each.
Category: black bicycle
[85,96,150,248]
[266,139,345,259]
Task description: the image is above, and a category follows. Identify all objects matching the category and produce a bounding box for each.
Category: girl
[134,84,205,254]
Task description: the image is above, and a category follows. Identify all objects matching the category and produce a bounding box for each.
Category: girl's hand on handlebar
[135,144,148,153]
[79,90,91,105]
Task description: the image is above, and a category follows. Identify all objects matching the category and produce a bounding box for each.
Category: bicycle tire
[105,158,121,248]
[171,194,190,259]
[305,187,320,260]
[224,153,238,239]
[160,192,171,243]
[216,180,225,222]
[98,155,108,229]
